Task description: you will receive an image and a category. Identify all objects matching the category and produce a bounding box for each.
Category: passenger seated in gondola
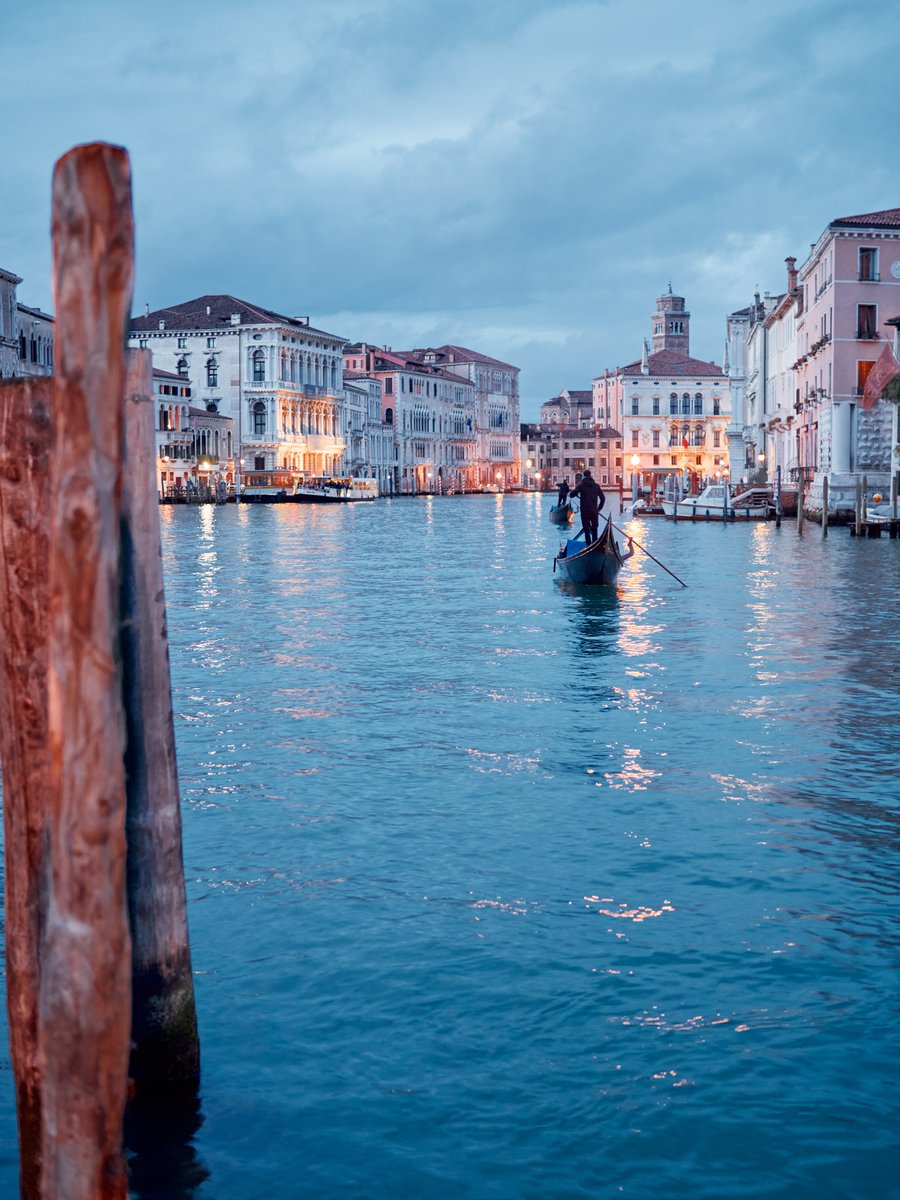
[557,478,570,508]
[570,469,605,545]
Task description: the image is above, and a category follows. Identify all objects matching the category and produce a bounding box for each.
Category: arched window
[694,393,703,414]
[177,357,188,378]
[252,400,266,435]
[252,349,265,382]
[385,407,394,425]
[669,393,678,414]
[280,350,288,381]
[713,396,721,415]
[206,358,218,387]
[681,393,690,414]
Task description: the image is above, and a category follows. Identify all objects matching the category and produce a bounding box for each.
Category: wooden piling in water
[120,349,200,1092]
[822,478,829,537]
[0,377,54,1200]
[39,141,135,1200]
[0,142,200,1200]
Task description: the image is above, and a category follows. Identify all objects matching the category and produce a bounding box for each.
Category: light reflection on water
[1,495,898,1199]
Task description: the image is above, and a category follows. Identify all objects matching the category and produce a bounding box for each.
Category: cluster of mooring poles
[0,144,199,1200]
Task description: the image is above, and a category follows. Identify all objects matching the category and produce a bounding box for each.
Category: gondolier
[557,478,570,507]
[570,469,605,545]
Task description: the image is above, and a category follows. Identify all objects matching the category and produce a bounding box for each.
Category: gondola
[553,516,630,585]
[549,501,574,525]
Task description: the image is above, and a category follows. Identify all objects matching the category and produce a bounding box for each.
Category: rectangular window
[631,430,639,447]
[177,337,187,348]
[652,430,660,447]
[857,304,877,338]
[207,336,216,348]
[713,431,721,447]
[652,398,660,415]
[385,377,393,394]
[858,247,878,281]
[670,455,677,466]
[631,399,639,415]
[652,455,660,466]
[857,360,876,395]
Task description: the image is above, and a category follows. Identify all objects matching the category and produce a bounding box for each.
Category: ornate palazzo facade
[130,294,346,482]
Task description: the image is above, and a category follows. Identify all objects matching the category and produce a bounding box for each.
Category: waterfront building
[130,296,346,487]
[520,388,622,491]
[404,346,521,489]
[153,366,235,498]
[594,288,729,495]
[343,343,478,493]
[16,302,54,377]
[792,208,900,513]
[340,373,393,493]
[0,266,54,379]
[0,267,18,378]
[726,209,900,515]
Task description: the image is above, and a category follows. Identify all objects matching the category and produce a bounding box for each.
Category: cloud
[1,0,898,417]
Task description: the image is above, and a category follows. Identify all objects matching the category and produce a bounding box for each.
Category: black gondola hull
[553,518,624,585]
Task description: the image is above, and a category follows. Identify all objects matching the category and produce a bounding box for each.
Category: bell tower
[651,284,690,355]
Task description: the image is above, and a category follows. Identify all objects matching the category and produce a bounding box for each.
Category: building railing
[246,379,332,395]
[857,271,880,282]
[856,329,879,340]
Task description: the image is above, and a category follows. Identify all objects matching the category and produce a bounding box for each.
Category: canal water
[1,493,898,1199]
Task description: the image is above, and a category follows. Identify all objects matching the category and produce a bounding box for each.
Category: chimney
[144,302,150,317]
[785,257,798,292]
[230,313,240,325]
[158,319,165,330]
[206,305,211,316]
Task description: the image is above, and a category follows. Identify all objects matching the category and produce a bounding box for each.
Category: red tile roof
[406,344,518,371]
[831,208,900,229]
[131,295,344,342]
[619,349,724,378]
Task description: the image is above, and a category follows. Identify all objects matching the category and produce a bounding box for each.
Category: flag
[681,433,689,450]
[862,341,900,410]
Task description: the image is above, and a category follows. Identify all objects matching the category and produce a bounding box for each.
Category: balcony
[856,329,879,340]
[857,272,880,282]
[246,379,331,396]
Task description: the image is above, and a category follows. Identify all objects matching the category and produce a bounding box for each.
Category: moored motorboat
[549,502,574,525]
[293,476,378,503]
[553,516,631,584]
[662,482,769,521]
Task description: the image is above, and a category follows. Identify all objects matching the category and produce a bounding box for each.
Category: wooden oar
[610,519,688,587]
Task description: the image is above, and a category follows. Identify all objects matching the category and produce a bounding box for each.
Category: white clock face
[891,259,900,280]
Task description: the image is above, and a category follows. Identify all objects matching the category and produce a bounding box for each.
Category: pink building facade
[794,209,900,511]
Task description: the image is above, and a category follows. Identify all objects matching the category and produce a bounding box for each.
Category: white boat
[292,476,378,503]
[662,482,769,521]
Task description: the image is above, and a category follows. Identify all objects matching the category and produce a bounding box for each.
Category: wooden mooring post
[0,143,199,1200]
[822,477,829,537]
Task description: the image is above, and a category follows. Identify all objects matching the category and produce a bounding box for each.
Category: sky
[2,0,899,420]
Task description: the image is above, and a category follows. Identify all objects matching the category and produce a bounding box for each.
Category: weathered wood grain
[0,376,53,1200]
[40,142,134,1200]
[121,349,200,1091]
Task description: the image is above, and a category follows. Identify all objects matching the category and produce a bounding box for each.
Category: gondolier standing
[570,469,605,545]
[557,478,570,507]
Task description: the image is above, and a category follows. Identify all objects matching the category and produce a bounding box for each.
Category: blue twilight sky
[2,0,898,419]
